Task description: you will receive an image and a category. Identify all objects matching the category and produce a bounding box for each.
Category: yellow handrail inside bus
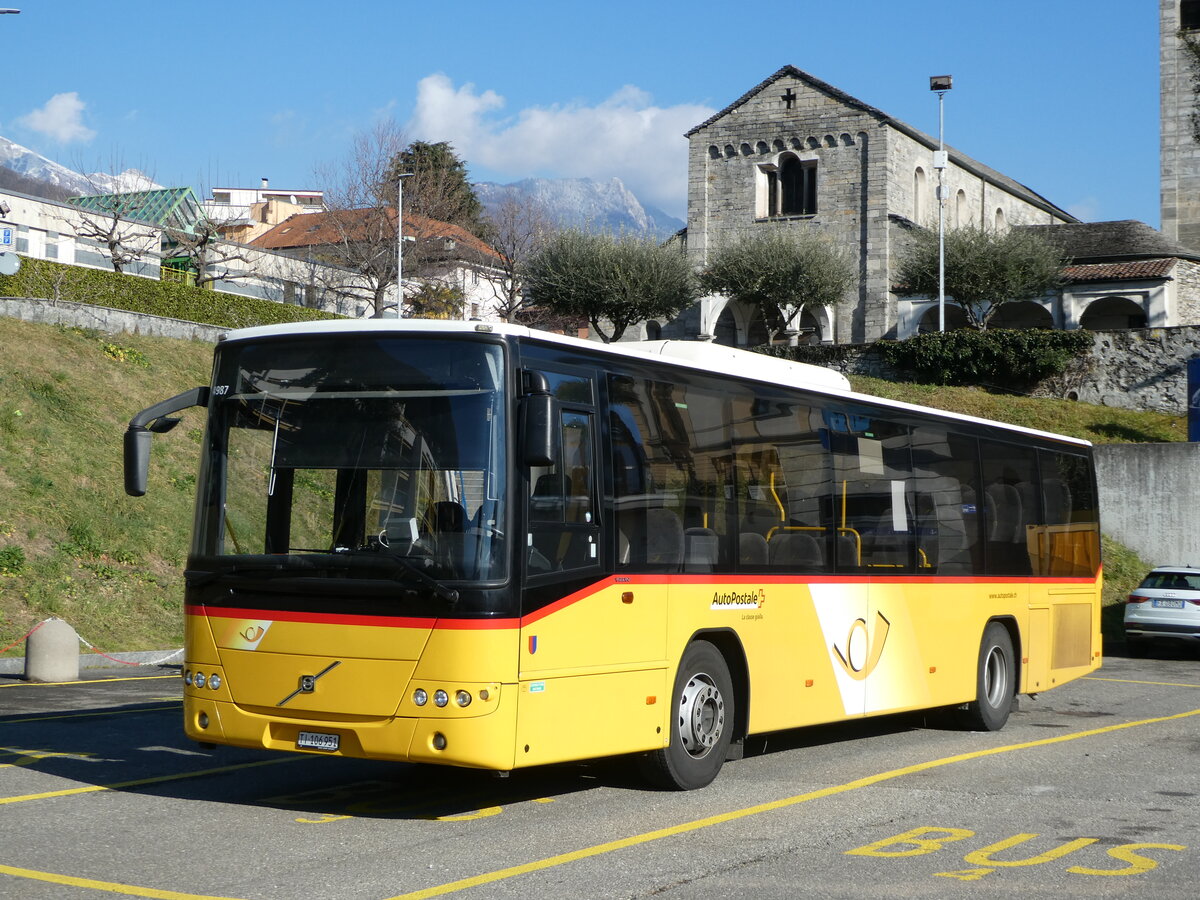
[769,472,786,523]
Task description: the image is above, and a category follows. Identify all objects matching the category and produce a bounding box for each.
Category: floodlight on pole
[395,172,413,318]
[930,75,952,332]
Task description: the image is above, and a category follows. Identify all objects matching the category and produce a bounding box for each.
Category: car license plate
[1152,599,1185,609]
[297,731,339,751]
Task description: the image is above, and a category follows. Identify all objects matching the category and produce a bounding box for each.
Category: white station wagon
[1124,566,1200,656]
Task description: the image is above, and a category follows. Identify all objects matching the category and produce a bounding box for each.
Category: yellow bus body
[182,568,1100,770]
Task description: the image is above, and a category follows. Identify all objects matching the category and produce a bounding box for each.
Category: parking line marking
[386,705,1200,899]
[0,862,244,899]
[0,755,301,806]
[0,674,179,688]
[1084,676,1200,688]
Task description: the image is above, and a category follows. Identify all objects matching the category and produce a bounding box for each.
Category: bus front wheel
[958,622,1015,731]
[641,640,734,790]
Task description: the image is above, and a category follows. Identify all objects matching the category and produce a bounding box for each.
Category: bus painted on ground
[124,320,1102,790]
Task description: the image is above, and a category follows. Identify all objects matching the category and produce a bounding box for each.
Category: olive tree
[699,229,856,343]
[894,225,1066,330]
[522,230,698,342]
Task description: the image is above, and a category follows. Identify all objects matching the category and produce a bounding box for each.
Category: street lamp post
[395,172,413,318]
[930,75,952,332]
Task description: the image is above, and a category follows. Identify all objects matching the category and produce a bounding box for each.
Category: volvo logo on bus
[277,661,342,707]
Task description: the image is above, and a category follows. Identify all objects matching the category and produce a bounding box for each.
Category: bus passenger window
[980,441,1038,576]
[527,409,598,575]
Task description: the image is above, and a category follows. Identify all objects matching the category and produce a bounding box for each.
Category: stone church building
[643,12,1200,348]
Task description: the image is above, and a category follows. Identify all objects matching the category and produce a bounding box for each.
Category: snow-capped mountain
[475,177,684,241]
[0,136,159,197]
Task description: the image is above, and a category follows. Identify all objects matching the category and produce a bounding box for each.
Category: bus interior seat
[684,527,720,572]
[984,483,1023,542]
[836,532,861,568]
[645,508,684,569]
[769,532,824,570]
[739,532,768,566]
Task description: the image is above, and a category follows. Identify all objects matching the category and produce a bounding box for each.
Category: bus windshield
[193,335,508,588]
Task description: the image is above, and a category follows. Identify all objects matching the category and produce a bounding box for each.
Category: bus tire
[641,640,734,790]
[958,622,1015,731]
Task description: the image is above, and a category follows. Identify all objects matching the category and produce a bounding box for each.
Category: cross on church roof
[781,87,796,109]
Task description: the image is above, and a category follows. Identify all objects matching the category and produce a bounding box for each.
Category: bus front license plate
[297,731,339,751]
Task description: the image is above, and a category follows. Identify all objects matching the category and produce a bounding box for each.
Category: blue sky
[0,1,1160,224]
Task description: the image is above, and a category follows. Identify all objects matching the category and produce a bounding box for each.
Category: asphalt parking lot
[2,647,1199,899]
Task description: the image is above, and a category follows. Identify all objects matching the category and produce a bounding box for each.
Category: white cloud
[408,74,713,218]
[18,92,96,144]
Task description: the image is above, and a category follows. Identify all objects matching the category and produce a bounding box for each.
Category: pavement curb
[0,648,183,676]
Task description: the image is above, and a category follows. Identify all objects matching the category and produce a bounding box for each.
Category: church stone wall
[686,70,1075,346]
[686,72,890,343]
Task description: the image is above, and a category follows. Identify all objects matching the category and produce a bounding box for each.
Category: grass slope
[1,318,212,656]
[0,320,1166,655]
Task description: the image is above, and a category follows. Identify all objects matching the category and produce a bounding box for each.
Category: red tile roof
[250,207,502,264]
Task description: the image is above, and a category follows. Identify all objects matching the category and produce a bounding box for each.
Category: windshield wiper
[367,553,460,606]
[185,558,316,587]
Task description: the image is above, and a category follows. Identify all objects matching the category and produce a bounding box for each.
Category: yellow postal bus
[124,320,1101,789]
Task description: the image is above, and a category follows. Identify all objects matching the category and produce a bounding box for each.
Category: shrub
[875,329,1093,387]
[0,257,342,330]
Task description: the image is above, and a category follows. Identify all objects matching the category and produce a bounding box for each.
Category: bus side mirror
[522,372,555,467]
[124,427,152,497]
[123,386,210,497]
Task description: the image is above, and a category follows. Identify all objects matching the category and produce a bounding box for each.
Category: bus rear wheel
[958,622,1015,731]
[641,641,734,790]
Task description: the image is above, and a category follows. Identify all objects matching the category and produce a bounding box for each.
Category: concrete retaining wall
[1,296,225,343]
[1094,442,1200,567]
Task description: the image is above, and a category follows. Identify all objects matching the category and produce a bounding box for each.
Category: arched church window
[778,155,817,216]
[994,207,1007,230]
[955,189,968,227]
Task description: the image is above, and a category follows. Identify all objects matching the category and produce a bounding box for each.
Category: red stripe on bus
[187,568,1099,631]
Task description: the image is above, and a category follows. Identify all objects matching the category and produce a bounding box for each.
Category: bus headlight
[433,689,449,708]
[194,672,207,689]
[208,674,221,690]
[184,670,194,686]
[455,690,472,708]
[413,688,428,707]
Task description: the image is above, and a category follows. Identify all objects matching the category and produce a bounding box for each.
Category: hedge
[875,329,1093,387]
[0,257,343,330]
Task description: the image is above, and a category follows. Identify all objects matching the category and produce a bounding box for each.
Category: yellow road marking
[0,755,300,806]
[0,863,244,899]
[1084,676,1200,688]
[2,703,180,725]
[0,674,179,688]
[386,705,1200,899]
[3,706,1198,899]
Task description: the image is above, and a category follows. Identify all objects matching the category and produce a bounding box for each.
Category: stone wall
[773,325,1200,416]
[1031,326,1200,414]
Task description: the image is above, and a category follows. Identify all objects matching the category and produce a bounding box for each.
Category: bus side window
[527,409,598,575]
[980,441,1038,575]
[1030,449,1099,577]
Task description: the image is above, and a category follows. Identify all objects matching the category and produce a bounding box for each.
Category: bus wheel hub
[679,673,724,758]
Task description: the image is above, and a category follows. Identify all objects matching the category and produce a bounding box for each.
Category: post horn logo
[832,611,891,681]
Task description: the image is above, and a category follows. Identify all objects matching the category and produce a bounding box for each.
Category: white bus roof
[220,319,1090,448]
